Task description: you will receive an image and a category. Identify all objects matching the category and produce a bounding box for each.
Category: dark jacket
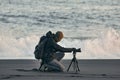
[40,31,74,63]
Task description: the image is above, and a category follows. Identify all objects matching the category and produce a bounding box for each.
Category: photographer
[39,31,80,72]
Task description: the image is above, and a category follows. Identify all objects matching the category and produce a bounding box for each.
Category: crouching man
[38,31,80,72]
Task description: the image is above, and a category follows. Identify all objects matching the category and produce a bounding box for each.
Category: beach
[0,0,120,79]
[0,59,120,80]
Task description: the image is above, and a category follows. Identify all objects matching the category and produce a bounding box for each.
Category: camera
[76,48,81,52]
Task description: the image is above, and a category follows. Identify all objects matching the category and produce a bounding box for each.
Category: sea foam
[0,28,120,59]
[83,28,120,59]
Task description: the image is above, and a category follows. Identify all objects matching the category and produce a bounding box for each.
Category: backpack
[34,37,47,60]
[34,31,53,60]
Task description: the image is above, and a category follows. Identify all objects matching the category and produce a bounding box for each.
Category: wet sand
[0,59,120,80]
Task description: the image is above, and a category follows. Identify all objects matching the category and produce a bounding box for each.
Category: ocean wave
[0,28,120,59]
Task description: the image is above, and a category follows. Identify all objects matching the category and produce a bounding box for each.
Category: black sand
[0,59,120,80]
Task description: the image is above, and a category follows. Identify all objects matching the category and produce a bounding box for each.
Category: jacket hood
[46,31,54,38]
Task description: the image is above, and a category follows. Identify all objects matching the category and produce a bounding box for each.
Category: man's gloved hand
[72,48,76,52]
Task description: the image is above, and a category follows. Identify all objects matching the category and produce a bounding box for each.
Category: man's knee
[55,52,65,61]
[45,59,65,72]
[60,52,65,58]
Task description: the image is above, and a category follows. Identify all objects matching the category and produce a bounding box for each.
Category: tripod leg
[73,60,77,72]
[76,60,80,72]
[67,59,73,72]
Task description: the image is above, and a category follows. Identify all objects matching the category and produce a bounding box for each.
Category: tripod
[67,51,80,72]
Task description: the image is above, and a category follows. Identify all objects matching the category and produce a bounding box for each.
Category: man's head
[54,31,64,42]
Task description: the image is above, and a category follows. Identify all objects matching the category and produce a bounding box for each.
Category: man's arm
[51,39,75,52]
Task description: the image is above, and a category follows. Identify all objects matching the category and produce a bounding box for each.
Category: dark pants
[45,52,65,71]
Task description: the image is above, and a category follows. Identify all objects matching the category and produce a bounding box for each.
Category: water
[0,0,120,59]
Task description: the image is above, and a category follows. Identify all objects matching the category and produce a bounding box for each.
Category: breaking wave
[83,28,120,59]
[0,28,120,59]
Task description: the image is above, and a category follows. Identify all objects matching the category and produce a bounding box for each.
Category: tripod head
[73,48,81,54]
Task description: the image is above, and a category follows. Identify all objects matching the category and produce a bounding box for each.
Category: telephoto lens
[76,48,81,52]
